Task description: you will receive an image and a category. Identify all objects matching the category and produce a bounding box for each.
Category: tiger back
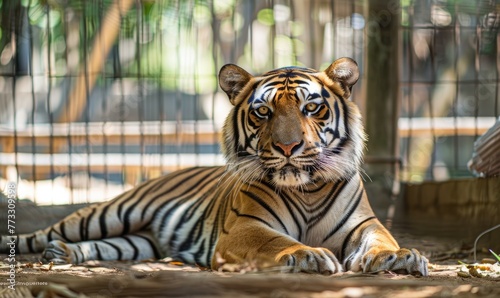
[1,58,428,275]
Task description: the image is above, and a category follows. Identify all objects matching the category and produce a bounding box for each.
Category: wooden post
[363,0,400,210]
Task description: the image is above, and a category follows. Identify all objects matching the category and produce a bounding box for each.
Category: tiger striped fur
[1,58,428,275]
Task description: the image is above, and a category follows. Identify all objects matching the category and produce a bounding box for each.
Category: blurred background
[0,0,498,226]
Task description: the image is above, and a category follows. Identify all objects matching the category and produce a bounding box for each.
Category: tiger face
[219,58,365,187]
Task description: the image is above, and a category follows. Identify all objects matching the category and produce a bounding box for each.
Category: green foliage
[490,250,500,263]
[257,8,274,26]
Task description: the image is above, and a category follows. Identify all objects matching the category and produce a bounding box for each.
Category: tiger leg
[213,222,341,274]
[343,218,428,276]
[42,231,161,264]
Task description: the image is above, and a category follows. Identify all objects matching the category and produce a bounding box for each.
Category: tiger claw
[277,246,342,274]
[42,240,73,264]
[362,248,428,276]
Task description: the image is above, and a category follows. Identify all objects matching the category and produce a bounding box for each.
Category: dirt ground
[1,232,499,298]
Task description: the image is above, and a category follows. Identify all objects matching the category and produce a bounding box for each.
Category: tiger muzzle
[270,106,305,157]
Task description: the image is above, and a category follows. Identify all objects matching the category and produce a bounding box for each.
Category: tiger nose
[273,141,302,157]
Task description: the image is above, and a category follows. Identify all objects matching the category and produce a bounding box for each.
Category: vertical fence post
[363,0,400,209]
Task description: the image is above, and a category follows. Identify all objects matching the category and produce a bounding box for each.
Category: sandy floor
[1,234,499,298]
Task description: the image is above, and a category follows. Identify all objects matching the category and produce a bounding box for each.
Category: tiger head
[218,57,365,188]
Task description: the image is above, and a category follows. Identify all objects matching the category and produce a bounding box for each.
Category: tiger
[1,58,428,275]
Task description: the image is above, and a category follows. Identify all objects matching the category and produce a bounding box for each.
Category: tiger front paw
[42,240,74,264]
[277,245,342,274]
[362,248,428,276]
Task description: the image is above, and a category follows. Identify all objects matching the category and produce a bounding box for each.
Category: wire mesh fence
[0,0,498,205]
[399,0,499,181]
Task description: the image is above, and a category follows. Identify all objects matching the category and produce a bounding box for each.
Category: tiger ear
[219,64,253,104]
[324,57,359,96]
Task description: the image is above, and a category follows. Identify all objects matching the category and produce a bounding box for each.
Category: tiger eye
[305,103,318,112]
[257,106,269,116]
